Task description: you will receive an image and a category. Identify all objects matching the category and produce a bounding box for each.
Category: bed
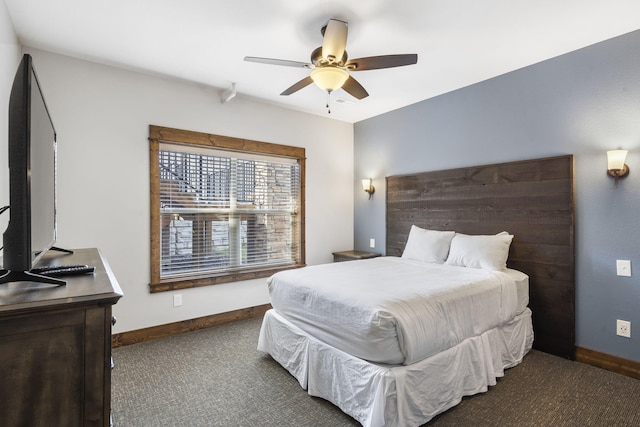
[258,156,575,426]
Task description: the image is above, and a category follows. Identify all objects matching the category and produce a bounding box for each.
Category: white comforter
[267,256,525,365]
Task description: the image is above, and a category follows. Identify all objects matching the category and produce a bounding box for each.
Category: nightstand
[332,250,381,262]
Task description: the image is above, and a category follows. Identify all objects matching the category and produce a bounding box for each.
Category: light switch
[616,260,631,277]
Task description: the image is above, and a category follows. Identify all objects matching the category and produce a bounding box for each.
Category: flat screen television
[0,54,66,286]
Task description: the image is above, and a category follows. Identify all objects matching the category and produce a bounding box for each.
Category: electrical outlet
[173,294,182,307]
[616,260,631,277]
[616,319,631,338]
[370,238,375,248]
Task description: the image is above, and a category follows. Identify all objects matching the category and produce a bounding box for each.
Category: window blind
[158,143,301,279]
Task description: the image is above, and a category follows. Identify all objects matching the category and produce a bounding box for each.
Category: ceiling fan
[244,19,418,101]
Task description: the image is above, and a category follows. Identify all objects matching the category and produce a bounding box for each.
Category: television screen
[28,66,57,266]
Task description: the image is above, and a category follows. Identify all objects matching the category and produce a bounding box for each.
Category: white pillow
[445,232,514,270]
[402,225,455,264]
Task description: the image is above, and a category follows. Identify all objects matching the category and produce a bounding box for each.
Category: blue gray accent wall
[354,30,640,362]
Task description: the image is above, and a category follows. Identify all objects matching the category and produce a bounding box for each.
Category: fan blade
[244,56,313,69]
[341,75,369,100]
[346,54,418,71]
[280,76,314,96]
[321,19,348,64]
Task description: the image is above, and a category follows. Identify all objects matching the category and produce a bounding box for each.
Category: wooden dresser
[0,248,123,427]
[332,250,381,262]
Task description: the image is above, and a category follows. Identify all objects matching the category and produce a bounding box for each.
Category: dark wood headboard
[386,155,575,360]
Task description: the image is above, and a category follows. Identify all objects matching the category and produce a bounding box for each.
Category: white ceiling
[5,0,640,123]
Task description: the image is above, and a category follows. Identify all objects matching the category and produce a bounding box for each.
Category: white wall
[0,2,21,233]
[20,48,354,334]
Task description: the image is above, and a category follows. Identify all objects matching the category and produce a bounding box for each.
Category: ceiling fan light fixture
[310,67,349,92]
[245,19,417,101]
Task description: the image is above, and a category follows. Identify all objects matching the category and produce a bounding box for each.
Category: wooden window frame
[148,125,306,293]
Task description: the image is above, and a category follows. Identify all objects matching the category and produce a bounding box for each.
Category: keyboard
[31,264,96,277]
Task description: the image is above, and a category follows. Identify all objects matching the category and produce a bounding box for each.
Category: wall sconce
[607,149,629,188]
[362,178,375,200]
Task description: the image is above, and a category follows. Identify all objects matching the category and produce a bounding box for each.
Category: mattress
[268,256,528,365]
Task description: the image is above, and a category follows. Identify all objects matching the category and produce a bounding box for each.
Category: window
[149,125,305,292]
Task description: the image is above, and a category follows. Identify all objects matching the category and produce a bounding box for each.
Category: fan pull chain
[326,90,331,114]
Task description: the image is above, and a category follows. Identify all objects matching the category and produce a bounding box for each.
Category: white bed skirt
[258,308,533,427]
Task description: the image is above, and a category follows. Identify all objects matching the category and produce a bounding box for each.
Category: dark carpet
[111,316,640,426]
